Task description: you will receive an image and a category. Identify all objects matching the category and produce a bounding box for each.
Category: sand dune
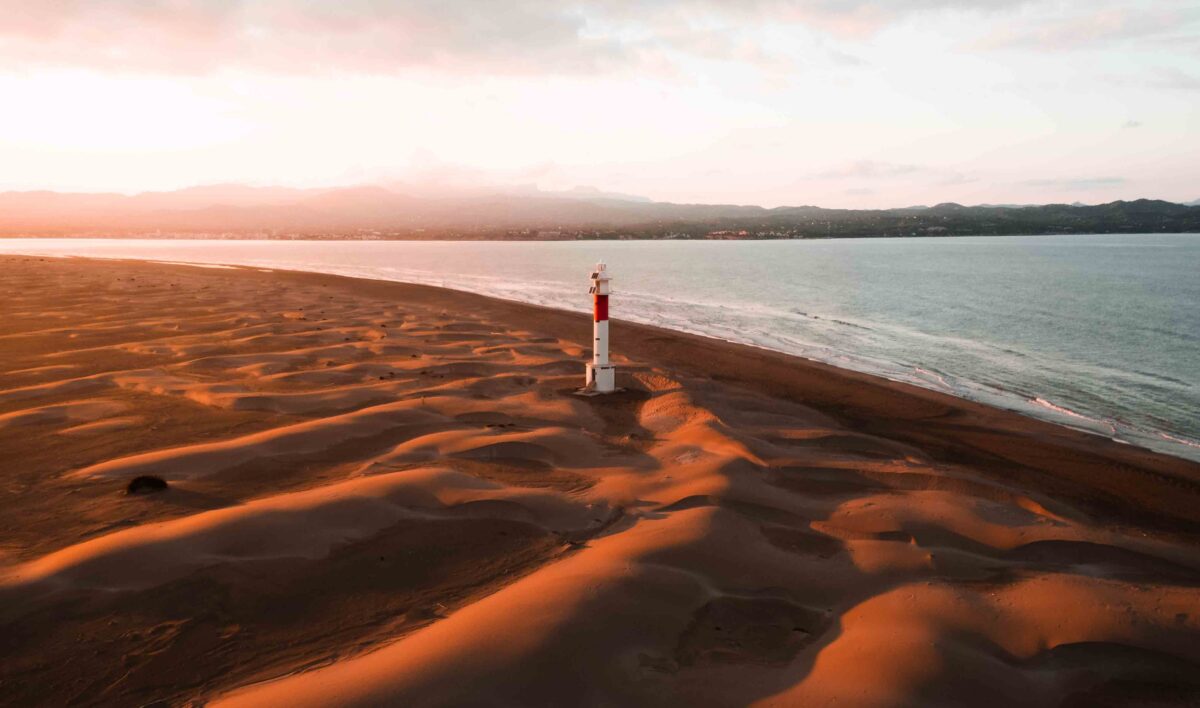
[3,466,600,593]
[2,255,1200,707]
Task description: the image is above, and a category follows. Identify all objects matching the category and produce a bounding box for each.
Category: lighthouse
[585,262,616,393]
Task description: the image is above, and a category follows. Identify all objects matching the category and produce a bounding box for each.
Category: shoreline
[290,264,1200,529]
[20,255,1200,528]
[9,245,1200,464]
[4,254,1200,706]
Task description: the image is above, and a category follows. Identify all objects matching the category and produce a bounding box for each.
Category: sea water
[2,233,1197,461]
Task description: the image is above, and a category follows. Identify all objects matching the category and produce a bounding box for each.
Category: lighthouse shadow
[558,383,656,453]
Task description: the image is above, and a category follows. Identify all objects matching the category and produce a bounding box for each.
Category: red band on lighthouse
[594,294,609,322]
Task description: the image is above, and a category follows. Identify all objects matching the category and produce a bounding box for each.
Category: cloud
[0,0,1035,75]
[1104,67,1200,93]
[972,3,1200,51]
[827,48,866,66]
[0,1,626,74]
[579,2,1025,26]
[1021,176,1126,190]
[679,0,1031,39]
[1123,119,1142,128]
[1148,68,1200,91]
[938,171,978,185]
[802,161,980,189]
[814,160,921,179]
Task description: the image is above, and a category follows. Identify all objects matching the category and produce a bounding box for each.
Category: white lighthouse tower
[585,262,617,393]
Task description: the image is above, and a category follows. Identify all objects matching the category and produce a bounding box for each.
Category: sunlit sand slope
[2,255,1199,707]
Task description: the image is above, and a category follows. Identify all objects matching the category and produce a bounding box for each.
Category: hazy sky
[1,0,1197,207]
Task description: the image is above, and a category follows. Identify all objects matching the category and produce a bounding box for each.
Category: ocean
[2,234,1197,461]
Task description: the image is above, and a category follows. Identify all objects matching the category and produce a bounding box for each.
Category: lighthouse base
[585,364,616,394]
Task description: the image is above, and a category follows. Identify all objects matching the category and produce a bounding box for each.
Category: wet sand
[2,254,1199,707]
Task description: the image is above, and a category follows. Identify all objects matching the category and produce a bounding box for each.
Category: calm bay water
[2,234,1198,461]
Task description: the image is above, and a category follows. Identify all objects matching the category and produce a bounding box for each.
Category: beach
[2,254,1200,706]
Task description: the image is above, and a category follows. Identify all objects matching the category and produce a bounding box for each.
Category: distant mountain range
[1,185,1198,239]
